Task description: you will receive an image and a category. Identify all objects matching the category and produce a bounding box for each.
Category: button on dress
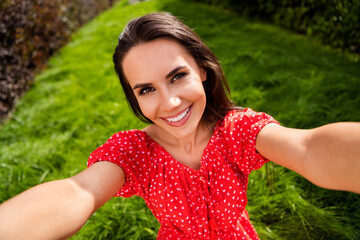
[88,108,279,239]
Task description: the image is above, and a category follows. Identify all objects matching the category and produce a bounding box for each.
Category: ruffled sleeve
[223,108,279,175]
[87,130,150,198]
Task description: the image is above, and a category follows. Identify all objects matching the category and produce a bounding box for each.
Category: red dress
[88,109,278,239]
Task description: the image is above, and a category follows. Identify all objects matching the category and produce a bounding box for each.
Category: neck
[173,126,205,153]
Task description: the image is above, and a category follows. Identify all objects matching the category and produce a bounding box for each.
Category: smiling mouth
[165,105,192,123]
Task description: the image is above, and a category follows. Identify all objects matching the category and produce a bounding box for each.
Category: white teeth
[166,106,190,122]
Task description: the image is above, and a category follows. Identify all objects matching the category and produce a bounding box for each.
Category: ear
[201,68,207,82]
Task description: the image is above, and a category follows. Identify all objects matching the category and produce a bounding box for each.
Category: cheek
[138,99,156,119]
[185,81,206,101]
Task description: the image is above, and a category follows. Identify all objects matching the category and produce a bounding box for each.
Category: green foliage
[190,0,360,53]
[0,0,359,239]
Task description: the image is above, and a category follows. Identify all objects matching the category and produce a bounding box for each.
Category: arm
[256,122,360,193]
[0,161,125,240]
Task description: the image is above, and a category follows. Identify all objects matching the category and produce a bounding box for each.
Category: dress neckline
[140,117,223,173]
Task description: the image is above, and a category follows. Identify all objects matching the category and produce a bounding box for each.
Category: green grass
[1,0,360,239]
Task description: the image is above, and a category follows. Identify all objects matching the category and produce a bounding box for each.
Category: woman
[0,12,359,240]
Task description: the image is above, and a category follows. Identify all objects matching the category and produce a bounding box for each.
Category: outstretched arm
[0,161,125,240]
[256,122,360,193]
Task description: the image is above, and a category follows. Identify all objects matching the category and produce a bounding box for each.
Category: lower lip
[162,105,193,127]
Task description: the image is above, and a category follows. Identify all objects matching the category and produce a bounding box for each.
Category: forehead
[122,38,198,84]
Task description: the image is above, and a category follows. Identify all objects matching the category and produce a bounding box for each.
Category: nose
[159,88,181,111]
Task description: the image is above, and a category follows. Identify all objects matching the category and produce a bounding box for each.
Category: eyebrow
[165,65,186,79]
[132,83,152,90]
[132,65,187,90]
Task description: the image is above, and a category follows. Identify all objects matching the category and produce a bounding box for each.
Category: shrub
[0,0,117,121]
[190,0,360,53]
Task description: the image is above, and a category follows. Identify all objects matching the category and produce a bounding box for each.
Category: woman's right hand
[0,161,125,240]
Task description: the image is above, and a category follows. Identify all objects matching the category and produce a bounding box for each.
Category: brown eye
[172,73,186,82]
[139,87,155,95]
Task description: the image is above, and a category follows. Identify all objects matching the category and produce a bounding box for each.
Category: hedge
[190,0,360,53]
[0,0,118,121]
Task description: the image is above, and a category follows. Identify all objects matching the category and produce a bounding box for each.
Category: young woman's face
[122,38,207,139]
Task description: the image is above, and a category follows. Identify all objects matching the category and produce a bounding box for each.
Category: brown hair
[113,12,236,124]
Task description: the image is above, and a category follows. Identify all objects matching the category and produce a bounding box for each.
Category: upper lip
[162,105,191,120]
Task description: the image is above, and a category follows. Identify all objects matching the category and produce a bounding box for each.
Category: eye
[139,87,155,95]
[171,73,186,82]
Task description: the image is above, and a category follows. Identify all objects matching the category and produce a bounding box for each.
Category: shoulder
[89,129,150,159]
[219,108,276,130]
[108,129,148,145]
[88,130,152,198]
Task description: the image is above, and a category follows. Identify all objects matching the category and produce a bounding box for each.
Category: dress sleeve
[225,109,279,175]
[87,131,149,198]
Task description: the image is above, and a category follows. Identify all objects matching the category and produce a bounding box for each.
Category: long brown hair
[113,12,236,124]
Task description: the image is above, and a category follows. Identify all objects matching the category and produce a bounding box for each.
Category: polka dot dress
[88,109,279,239]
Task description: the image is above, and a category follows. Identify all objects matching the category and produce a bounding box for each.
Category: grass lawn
[1,0,359,239]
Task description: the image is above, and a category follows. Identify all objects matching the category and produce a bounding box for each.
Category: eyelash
[138,72,187,96]
[171,72,186,82]
[139,87,155,96]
